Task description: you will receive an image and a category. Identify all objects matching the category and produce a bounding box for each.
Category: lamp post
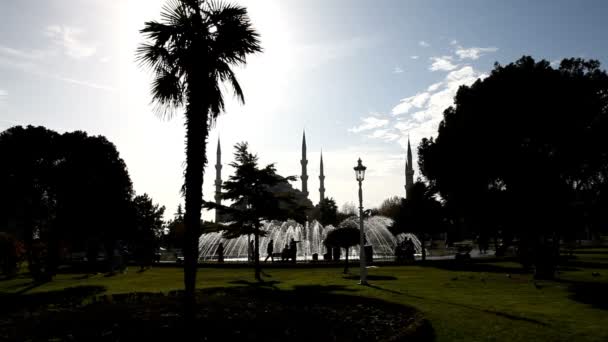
[354,158,368,285]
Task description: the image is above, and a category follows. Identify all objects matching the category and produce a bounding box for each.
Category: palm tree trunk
[183,91,209,323]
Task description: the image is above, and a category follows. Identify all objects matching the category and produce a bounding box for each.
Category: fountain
[198,216,422,261]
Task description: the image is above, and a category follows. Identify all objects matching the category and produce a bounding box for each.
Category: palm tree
[137,0,261,320]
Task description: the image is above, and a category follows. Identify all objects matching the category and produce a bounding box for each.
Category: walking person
[264,239,274,263]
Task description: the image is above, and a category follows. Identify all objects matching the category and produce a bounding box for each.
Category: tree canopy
[205,142,311,280]
[0,125,135,276]
[137,0,262,314]
[418,56,608,276]
[419,57,608,239]
[324,219,360,273]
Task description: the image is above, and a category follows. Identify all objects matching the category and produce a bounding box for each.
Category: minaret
[319,150,325,203]
[214,138,222,222]
[405,137,415,198]
[300,130,309,199]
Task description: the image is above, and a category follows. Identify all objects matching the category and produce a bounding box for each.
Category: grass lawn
[1,248,607,341]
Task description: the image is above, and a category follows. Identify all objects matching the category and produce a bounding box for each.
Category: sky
[1,0,608,220]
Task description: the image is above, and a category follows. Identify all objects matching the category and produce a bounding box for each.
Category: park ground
[1,248,607,341]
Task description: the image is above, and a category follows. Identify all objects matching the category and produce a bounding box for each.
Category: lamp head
[354,158,366,182]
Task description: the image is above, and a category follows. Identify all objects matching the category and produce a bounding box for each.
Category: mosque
[213,131,415,222]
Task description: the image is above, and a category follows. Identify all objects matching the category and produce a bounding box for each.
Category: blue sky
[1,0,607,219]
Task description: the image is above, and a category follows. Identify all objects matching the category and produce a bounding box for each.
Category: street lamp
[354,158,368,285]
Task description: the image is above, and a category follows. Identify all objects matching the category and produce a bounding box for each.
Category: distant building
[405,137,414,199]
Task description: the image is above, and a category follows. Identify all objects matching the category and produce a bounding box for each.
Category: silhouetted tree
[418,57,608,278]
[164,204,185,249]
[324,220,360,273]
[137,0,261,318]
[389,182,443,261]
[0,126,133,277]
[377,196,402,221]
[205,143,308,281]
[311,198,339,226]
[0,233,23,278]
[337,202,357,222]
[130,194,165,267]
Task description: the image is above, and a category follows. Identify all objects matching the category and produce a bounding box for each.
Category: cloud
[350,65,488,180]
[419,41,430,47]
[393,66,404,74]
[394,65,487,148]
[391,92,431,116]
[0,89,6,104]
[0,45,49,60]
[455,46,498,60]
[44,25,96,59]
[367,129,400,141]
[295,35,378,70]
[348,115,389,133]
[450,40,459,45]
[427,82,442,92]
[410,55,419,60]
[429,56,458,71]
[53,75,116,91]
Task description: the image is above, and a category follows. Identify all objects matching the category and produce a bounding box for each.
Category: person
[247,239,254,262]
[264,239,274,262]
[289,238,299,263]
[404,238,415,262]
[217,242,224,263]
[281,244,289,262]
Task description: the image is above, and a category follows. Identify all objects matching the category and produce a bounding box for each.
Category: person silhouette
[281,244,289,262]
[290,238,300,263]
[217,242,224,263]
[264,239,274,262]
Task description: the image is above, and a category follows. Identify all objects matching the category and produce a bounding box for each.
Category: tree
[130,194,166,266]
[137,0,261,316]
[0,126,134,277]
[418,57,608,278]
[389,182,443,261]
[311,198,338,226]
[205,142,309,281]
[378,196,402,221]
[164,204,185,249]
[324,220,360,273]
[337,201,357,222]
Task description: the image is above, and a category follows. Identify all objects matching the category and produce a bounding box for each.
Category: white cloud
[391,92,431,116]
[419,40,430,48]
[450,40,459,45]
[367,129,399,141]
[393,66,404,74]
[429,56,458,71]
[410,55,419,60]
[394,66,487,149]
[455,46,498,60]
[427,82,442,92]
[348,115,389,133]
[349,65,488,178]
[0,45,49,60]
[0,89,6,104]
[44,25,96,59]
